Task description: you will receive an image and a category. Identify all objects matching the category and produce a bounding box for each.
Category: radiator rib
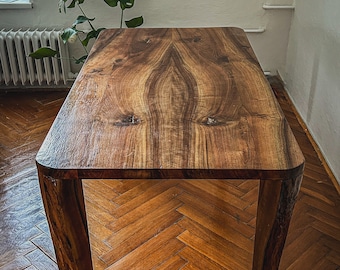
[0,29,71,87]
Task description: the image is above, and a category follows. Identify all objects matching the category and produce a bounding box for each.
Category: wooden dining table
[36,27,304,270]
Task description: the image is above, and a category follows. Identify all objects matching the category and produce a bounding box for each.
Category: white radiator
[0,29,71,87]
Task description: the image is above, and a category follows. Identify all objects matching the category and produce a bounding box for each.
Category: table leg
[253,176,303,270]
[38,170,93,270]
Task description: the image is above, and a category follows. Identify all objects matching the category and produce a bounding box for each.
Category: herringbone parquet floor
[0,78,339,270]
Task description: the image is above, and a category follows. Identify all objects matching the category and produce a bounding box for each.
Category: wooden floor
[0,78,339,269]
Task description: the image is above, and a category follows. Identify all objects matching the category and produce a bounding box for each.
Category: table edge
[36,159,305,181]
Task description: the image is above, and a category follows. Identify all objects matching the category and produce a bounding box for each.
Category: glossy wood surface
[36,27,304,180]
[35,28,305,270]
[2,86,339,270]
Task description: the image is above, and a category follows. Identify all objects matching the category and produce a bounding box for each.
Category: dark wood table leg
[38,169,93,270]
[253,175,303,270]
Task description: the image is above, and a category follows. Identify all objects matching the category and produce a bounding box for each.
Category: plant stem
[77,34,89,55]
[120,8,124,28]
[77,3,96,31]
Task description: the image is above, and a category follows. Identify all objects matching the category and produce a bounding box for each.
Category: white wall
[4,1,337,183]
[283,0,340,184]
[0,0,294,74]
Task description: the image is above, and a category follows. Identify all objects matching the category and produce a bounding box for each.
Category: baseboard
[275,75,340,195]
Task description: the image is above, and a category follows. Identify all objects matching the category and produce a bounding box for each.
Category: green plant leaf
[29,47,58,59]
[81,30,96,46]
[61,28,78,44]
[104,0,118,7]
[67,0,84,8]
[74,55,88,64]
[73,15,95,27]
[67,0,77,8]
[125,16,143,28]
[96,27,106,37]
[81,28,105,46]
[120,0,134,10]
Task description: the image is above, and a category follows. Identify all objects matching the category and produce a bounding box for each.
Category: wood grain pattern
[2,79,339,270]
[36,28,304,180]
[37,171,92,270]
[253,176,303,269]
[35,28,305,270]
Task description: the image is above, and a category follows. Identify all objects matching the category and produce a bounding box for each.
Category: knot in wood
[114,115,140,126]
[193,36,201,42]
[218,56,229,64]
[206,117,218,126]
